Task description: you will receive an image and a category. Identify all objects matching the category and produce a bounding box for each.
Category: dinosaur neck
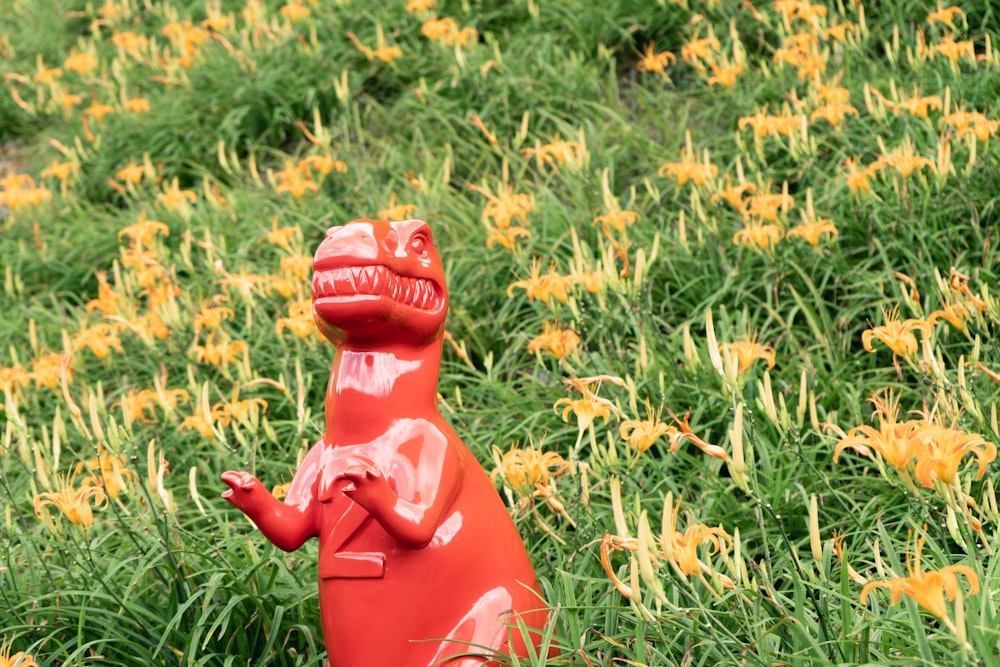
[324,338,443,444]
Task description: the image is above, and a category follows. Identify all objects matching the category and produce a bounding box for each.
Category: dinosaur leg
[425,586,521,667]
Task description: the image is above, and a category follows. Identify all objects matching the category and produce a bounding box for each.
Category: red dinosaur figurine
[222,219,549,666]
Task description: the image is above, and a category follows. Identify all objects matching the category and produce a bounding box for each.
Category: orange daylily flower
[554,393,619,430]
[810,103,858,128]
[190,334,247,368]
[276,299,316,340]
[32,62,63,85]
[738,106,806,139]
[593,209,638,235]
[421,17,458,42]
[157,179,198,209]
[787,220,838,246]
[299,154,347,176]
[84,102,115,121]
[29,353,71,391]
[861,532,978,622]
[86,272,124,315]
[264,220,301,249]
[680,33,721,71]
[658,142,718,187]
[665,411,728,460]
[280,254,313,281]
[663,496,732,577]
[280,0,310,21]
[486,225,532,250]
[111,31,150,55]
[74,322,123,360]
[346,30,403,63]
[876,143,934,180]
[636,41,676,74]
[706,62,743,88]
[929,38,975,65]
[554,375,624,431]
[912,423,996,487]
[890,94,943,120]
[601,494,733,592]
[862,306,932,357]
[844,159,881,193]
[118,214,169,247]
[942,110,999,143]
[927,6,964,30]
[528,322,580,360]
[619,406,671,453]
[711,176,757,211]
[273,162,318,198]
[832,388,924,470]
[743,191,795,221]
[929,297,982,333]
[214,395,268,425]
[723,333,776,373]
[40,161,79,181]
[0,635,38,667]
[377,194,419,221]
[63,52,97,74]
[507,259,574,304]
[619,402,723,458]
[406,0,435,12]
[814,78,850,106]
[492,443,569,499]
[192,303,235,332]
[469,183,533,230]
[115,161,148,184]
[823,22,855,42]
[123,97,150,113]
[733,219,784,251]
[521,134,583,168]
[76,446,136,499]
[34,474,108,528]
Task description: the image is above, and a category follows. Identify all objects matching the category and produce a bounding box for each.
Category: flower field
[2,0,1000,664]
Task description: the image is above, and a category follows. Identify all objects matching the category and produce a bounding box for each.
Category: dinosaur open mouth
[313,265,443,311]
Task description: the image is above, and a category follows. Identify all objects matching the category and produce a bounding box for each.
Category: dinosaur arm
[341,440,463,550]
[221,471,318,552]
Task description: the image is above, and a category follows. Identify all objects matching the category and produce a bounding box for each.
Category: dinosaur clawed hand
[221,470,265,513]
[340,464,393,512]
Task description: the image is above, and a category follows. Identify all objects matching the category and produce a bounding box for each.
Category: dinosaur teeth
[314,266,440,311]
[364,266,379,292]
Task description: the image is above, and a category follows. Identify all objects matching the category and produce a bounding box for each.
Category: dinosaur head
[312,219,448,347]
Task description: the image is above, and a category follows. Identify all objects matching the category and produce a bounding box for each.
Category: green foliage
[2,0,1000,665]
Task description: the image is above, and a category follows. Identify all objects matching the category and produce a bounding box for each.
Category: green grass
[2,0,1000,665]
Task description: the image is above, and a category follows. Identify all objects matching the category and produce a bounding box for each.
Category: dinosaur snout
[316,221,398,268]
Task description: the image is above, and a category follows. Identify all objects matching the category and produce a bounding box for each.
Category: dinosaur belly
[316,467,545,667]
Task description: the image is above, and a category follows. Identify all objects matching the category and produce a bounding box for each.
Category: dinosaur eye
[410,233,429,256]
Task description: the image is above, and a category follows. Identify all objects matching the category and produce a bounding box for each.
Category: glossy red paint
[222,219,548,666]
